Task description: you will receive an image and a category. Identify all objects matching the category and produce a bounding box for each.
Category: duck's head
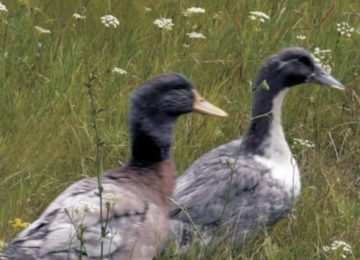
[131,73,228,121]
[254,47,344,94]
[129,73,227,166]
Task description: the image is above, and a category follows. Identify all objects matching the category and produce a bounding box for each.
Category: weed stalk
[86,73,105,258]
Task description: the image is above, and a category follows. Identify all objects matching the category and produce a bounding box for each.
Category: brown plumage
[2,73,227,260]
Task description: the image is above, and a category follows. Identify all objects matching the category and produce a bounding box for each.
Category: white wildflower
[34,26,51,34]
[293,138,315,148]
[73,13,86,20]
[103,193,123,206]
[153,18,174,30]
[101,15,120,28]
[343,246,352,252]
[312,47,332,73]
[321,63,332,74]
[112,67,127,75]
[249,11,270,23]
[0,2,7,13]
[186,32,206,39]
[322,245,330,252]
[296,35,306,40]
[336,22,354,38]
[323,240,353,257]
[323,246,330,252]
[249,15,256,20]
[332,240,352,251]
[182,7,205,17]
[67,201,98,216]
[182,43,190,48]
[144,7,152,12]
[313,47,331,55]
[250,11,270,19]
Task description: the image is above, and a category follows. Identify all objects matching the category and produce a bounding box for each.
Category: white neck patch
[254,89,301,198]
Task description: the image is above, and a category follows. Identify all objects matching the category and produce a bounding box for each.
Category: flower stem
[86,73,105,258]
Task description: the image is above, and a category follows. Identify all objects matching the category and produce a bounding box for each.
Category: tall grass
[0,0,359,258]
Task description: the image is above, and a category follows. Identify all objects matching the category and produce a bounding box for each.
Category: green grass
[0,0,359,259]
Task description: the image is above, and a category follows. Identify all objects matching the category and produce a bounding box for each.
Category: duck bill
[192,90,228,117]
[308,66,345,90]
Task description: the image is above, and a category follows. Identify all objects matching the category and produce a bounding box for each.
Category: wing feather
[5,177,167,259]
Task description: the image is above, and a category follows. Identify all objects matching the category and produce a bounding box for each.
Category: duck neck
[242,87,289,156]
[129,115,175,167]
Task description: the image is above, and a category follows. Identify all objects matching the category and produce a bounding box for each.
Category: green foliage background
[0,0,359,259]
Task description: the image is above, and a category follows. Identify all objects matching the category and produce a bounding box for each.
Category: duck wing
[4,176,167,260]
[170,151,264,227]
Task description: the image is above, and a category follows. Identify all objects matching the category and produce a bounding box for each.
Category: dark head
[129,73,227,167]
[243,48,344,155]
[254,47,344,95]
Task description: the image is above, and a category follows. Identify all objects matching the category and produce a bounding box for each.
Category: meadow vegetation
[0,0,359,259]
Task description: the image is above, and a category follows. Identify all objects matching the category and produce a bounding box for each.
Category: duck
[168,48,344,250]
[1,73,227,260]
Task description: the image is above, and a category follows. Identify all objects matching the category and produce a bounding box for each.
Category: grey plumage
[168,47,344,251]
[169,140,294,248]
[3,171,169,259]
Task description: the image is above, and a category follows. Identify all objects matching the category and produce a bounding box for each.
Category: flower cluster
[296,35,306,40]
[66,201,98,216]
[73,13,86,21]
[0,2,7,13]
[9,218,30,229]
[186,32,206,39]
[112,67,127,75]
[323,240,353,259]
[293,138,315,149]
[101,15,120,28]
[336,22,354,38]
[182,7,205,17]
[312,47,332,73]
[103,192,123,206]
[249,11,270,23]
[153,18,174,30]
